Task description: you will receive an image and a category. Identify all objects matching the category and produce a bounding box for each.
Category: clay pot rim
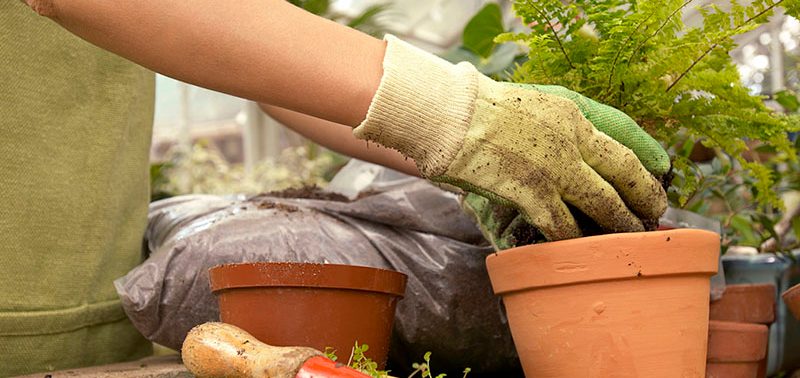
[708,319,769,333]
[209,262,408,297]
[723,283,776,293]
[710,283,776,324]
[487,229,720,294]
[782,283,800,321]
[707,320,769,362]
[783,282,800,299]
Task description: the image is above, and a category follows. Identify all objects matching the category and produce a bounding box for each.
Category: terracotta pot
[710,284,776,324]
[783,283,800,321]
[485,229,719,378]
[706,320,769,378]
[708,283,775,378]
[209,262,407,368]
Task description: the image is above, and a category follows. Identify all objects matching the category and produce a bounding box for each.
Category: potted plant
[456,0,800,376]
[487,229,719,377]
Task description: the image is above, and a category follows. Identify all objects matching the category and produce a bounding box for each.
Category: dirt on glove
[507,169,673,246]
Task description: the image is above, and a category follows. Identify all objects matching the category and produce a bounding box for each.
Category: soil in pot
[486,229,719,378]
[209,262,407,369]
[706,320,769,378]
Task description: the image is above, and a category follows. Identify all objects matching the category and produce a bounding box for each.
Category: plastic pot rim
[209,262,408,297]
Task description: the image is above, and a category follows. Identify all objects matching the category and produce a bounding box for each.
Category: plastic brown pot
[706,320,769,378]
[486,229,719,378]
[710,284,776,324]
[209,262,407,368]
[782,283,800,321]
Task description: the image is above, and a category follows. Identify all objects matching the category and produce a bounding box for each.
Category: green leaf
[480,42,519,74]
[791,216,800,243]
[776,90,800,113]
[323,347,338,361]
[439,47,481,66]
[347,4,388,29]
[439,43,519,75]
[463,3,505,58]
[730,214,760,246]
[291,0,329,15]
[756,213,780,243]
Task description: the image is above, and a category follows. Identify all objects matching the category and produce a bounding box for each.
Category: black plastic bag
[115,160,522,376]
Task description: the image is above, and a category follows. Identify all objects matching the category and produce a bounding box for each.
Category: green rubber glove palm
[355,35,667,241]
[464,84,670,249]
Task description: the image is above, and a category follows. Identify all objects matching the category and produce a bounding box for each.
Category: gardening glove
[517,84,671,176]
[463,84,672,249]
[355,35,667,241]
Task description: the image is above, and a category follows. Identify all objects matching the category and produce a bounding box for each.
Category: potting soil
[115,160,522,376]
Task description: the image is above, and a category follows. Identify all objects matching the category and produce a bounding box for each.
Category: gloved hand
[355,35,667,241]
[463,85,672,249]
[516,84,670,176]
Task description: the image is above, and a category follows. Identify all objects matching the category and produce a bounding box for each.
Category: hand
[521,83,670,176]
[355,36,667,241]
[464,84,671,248]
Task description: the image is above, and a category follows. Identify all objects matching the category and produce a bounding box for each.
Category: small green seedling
[325,343,471,378]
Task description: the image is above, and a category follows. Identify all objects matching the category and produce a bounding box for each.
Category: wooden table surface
[14,356,192,378]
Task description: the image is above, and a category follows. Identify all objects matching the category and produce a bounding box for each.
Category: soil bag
[115,160,522,376]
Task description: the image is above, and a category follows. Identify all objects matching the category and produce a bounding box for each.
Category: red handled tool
[295,356,371,378]
[182,322,376,378]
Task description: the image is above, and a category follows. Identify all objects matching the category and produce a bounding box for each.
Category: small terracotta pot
[209,262,407,368]
[782,283,800,321]
[486,229,719,377]
[706,320,769,378]
[710,284,776,324]
[709,283,775,378]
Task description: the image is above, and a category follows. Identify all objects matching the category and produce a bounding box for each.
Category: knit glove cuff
[353,35,479,177]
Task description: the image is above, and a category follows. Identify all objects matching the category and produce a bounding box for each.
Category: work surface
[15,356,192,378]
[14,355,800,377]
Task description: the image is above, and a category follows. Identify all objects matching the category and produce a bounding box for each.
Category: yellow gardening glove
[462,84,672,249]
[355,36,667,241]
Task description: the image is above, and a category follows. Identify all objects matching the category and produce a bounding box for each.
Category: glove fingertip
[643,152,672,177]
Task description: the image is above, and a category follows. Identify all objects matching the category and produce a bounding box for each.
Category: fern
[501,0,800,211]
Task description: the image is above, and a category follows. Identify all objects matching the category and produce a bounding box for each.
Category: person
[1,3,154,376]
[5,0,669,374]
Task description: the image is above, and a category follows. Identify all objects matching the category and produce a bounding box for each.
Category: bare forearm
[260,104,419,176]
[31,0,385,126]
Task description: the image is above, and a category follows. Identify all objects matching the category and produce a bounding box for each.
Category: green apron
[0,4,154,376]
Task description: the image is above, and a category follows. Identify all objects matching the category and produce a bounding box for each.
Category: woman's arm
[25,0,384,127]
[259,104,419,176]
